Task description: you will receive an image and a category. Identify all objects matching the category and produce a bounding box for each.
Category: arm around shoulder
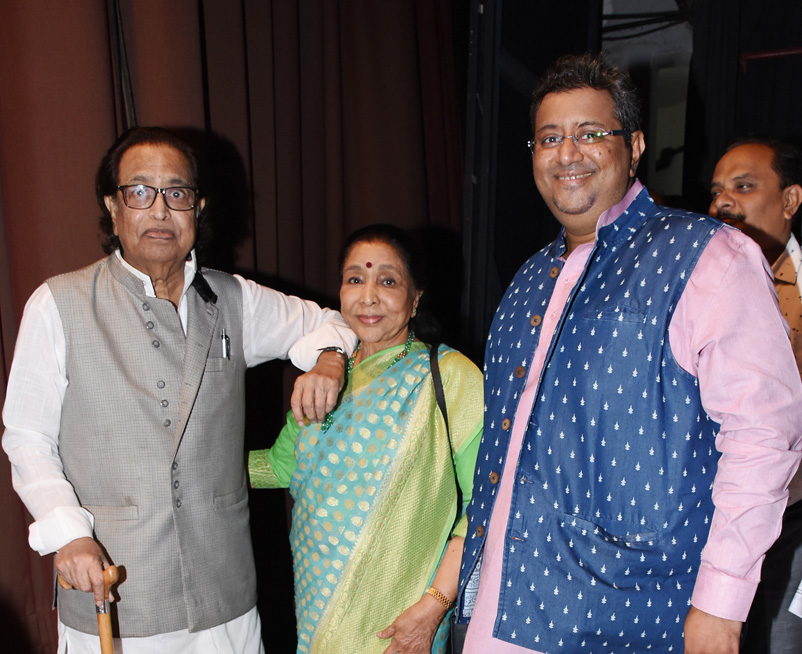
[237,275,355,370]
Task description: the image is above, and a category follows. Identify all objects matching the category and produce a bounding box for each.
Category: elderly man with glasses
[2,126,355,653]
[453,54,802,654]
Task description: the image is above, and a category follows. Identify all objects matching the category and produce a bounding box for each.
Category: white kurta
[3,250,354,653]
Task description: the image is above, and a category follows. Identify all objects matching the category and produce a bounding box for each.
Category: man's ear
[629,131,646,177]
[104,196,118,234]
[783,184,802,220]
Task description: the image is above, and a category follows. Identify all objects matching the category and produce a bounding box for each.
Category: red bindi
[366,261,372,268]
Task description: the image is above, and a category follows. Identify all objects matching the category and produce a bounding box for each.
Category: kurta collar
[549,180,649,260]
[111,249,199,335]
[773,233,802,286]
[113,248,197,299]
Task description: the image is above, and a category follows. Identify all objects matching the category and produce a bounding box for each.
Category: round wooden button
[501,418,511,431]
[514,366,526,379]
[530,314,542,327]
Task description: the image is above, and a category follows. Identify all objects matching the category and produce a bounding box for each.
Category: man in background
[710,137,802,653]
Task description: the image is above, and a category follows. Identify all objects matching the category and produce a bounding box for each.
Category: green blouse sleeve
[248,411,301,488]
[438,350,484,538]
[451,421,482,538]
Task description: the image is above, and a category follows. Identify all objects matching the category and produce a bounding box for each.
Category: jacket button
[476,525,485,537]
[489,472,500,484]
[530,314,542,327]
[549,266,559,279]
[514,366,526,379]
[501,418,511,431]
[160,399,169,408]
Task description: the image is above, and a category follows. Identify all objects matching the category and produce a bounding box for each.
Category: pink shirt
[464,182,802,653]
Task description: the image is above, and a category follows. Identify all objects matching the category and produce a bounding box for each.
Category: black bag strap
[431,342,467,649]
[430,343,450,438]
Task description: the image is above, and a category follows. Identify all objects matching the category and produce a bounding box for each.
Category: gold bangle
[424,586,453,608]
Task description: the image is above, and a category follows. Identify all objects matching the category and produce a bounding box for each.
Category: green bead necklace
[319,329,416,433]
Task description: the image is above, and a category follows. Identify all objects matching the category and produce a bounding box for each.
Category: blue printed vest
[457,189,723,652]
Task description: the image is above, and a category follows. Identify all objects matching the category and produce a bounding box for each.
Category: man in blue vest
[455,54,802,654]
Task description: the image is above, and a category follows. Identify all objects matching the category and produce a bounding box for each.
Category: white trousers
[58,605,265,654]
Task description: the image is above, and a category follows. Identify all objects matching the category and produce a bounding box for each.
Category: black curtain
[684,0,802,213]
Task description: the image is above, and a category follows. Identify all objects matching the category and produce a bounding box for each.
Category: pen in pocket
[221,329,230,359]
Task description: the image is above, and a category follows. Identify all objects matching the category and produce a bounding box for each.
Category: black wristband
[317,346,347,359]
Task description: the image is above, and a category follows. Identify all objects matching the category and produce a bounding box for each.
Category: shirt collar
[552,179,643,259]
[596,180,644,234]
[114,249,197,300]
[773,233,802,286]
[553,180,644,259]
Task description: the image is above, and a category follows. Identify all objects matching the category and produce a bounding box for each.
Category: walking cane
[58,565,119,654]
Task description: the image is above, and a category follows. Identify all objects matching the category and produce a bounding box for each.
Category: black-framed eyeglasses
[527,129,630,153]
[117,184,199,211]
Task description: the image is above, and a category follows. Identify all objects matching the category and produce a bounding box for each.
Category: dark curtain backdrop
[0,1,463,651]
[684,0,802,213]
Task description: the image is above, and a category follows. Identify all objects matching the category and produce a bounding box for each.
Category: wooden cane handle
[57,565,119,594]
[102,565,119,593]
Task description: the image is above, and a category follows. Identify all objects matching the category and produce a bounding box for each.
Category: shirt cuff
[287,321,356,371]
[691,561,759,621]
[248,450,280,489]
[28,506,95,555]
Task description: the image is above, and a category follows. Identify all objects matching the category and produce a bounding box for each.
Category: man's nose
[557,136,584,163]
[709,191,733,217]
[149,191,170,219]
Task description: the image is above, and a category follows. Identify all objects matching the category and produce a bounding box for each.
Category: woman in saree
[249,224,482,654]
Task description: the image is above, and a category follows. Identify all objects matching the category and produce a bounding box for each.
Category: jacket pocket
[213,483,248,510]
[84,504,139,521]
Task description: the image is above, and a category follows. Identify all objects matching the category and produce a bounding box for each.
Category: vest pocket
[554,512,663,593]
[84,504,139,521]
[564,513,658,548]
[205,357,230,372]
[584,304,647,324]
[213,483,248,510]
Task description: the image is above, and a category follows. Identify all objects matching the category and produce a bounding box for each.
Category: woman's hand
[376,594,448,654]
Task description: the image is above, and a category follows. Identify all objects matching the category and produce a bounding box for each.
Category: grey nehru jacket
[48,253,256,637]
